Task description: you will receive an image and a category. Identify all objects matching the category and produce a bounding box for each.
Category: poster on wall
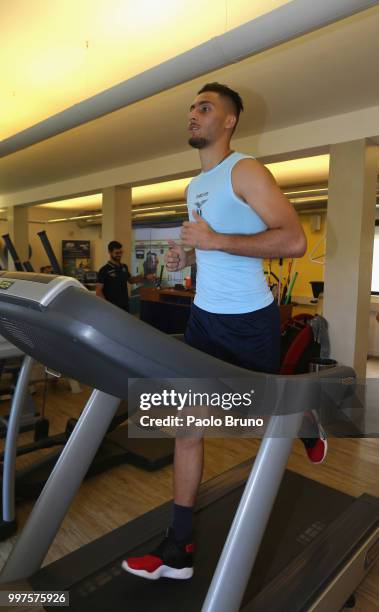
[131,226,192,287]
[62,240,91,279]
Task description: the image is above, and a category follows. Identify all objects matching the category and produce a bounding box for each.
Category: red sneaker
[302,411,328,464]
[122,528,194,580]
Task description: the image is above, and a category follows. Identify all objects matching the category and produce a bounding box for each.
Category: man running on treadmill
[122,82,327,581]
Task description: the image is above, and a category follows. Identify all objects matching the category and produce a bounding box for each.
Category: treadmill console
[0,272,83,306]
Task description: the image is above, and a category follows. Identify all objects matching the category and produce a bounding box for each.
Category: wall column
[101,187,132,270]
[323,139,378,378]
[7,206,29,270]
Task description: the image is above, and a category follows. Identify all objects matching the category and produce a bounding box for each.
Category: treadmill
[0,272,377,612]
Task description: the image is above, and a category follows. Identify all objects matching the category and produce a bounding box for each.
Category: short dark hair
[108,240,122,252]
[198,82,244,122]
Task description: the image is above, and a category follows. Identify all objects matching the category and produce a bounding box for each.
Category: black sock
[172,503,193,543]
[301,437,317,448]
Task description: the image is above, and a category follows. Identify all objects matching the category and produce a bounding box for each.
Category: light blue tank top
[187,151,273,314]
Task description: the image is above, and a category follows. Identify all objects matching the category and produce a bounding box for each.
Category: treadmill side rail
[241,494,379,612]
[202,413,304,612]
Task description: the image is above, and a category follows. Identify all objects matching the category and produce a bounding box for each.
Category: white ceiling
[1,0,292,139]
[1,5,378,198]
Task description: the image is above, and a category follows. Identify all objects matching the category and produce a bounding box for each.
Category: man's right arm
[185,249,196,267]
[165,185,196,272]
[165,183,196,271]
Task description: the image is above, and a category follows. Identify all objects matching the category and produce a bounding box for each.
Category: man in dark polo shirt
[96,241,144,312]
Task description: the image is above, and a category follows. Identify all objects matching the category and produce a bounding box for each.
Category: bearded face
[188,136,208,149]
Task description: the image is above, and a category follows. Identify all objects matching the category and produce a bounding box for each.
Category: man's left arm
[128,273,143,284]
[181,159,306,259]
[128,272,155,284]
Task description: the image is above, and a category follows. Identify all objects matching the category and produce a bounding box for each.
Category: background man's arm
[95,283,105,299]
[128,274,143,284]
[128,273,155,283]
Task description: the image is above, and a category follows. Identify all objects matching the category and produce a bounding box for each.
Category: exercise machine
[0,335,38,433]
[0,336,45,442]
[0,280,173,540]
[37,231,62,276]
[0,272,377,611]
[0,354,173,540]
[1,234,34,272]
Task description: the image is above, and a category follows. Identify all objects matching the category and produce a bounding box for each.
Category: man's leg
[174,436,204,505]
[172,436,204,542]
[121,436,200,580]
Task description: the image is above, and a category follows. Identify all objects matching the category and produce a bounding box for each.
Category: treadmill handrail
[0,287,356,416]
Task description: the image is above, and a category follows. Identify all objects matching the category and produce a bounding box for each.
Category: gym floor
[0,360,378,611]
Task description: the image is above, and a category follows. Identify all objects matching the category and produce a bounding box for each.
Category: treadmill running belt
[34,467,353,612]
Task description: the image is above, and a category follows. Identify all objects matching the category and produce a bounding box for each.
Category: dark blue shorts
[185,301,280,374]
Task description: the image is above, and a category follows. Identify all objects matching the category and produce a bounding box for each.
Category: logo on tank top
[194,192,208,217]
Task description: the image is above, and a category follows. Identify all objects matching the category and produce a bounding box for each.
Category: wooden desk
[140,287,194,305]
[140,288,293,333]
[139,287,194,333]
